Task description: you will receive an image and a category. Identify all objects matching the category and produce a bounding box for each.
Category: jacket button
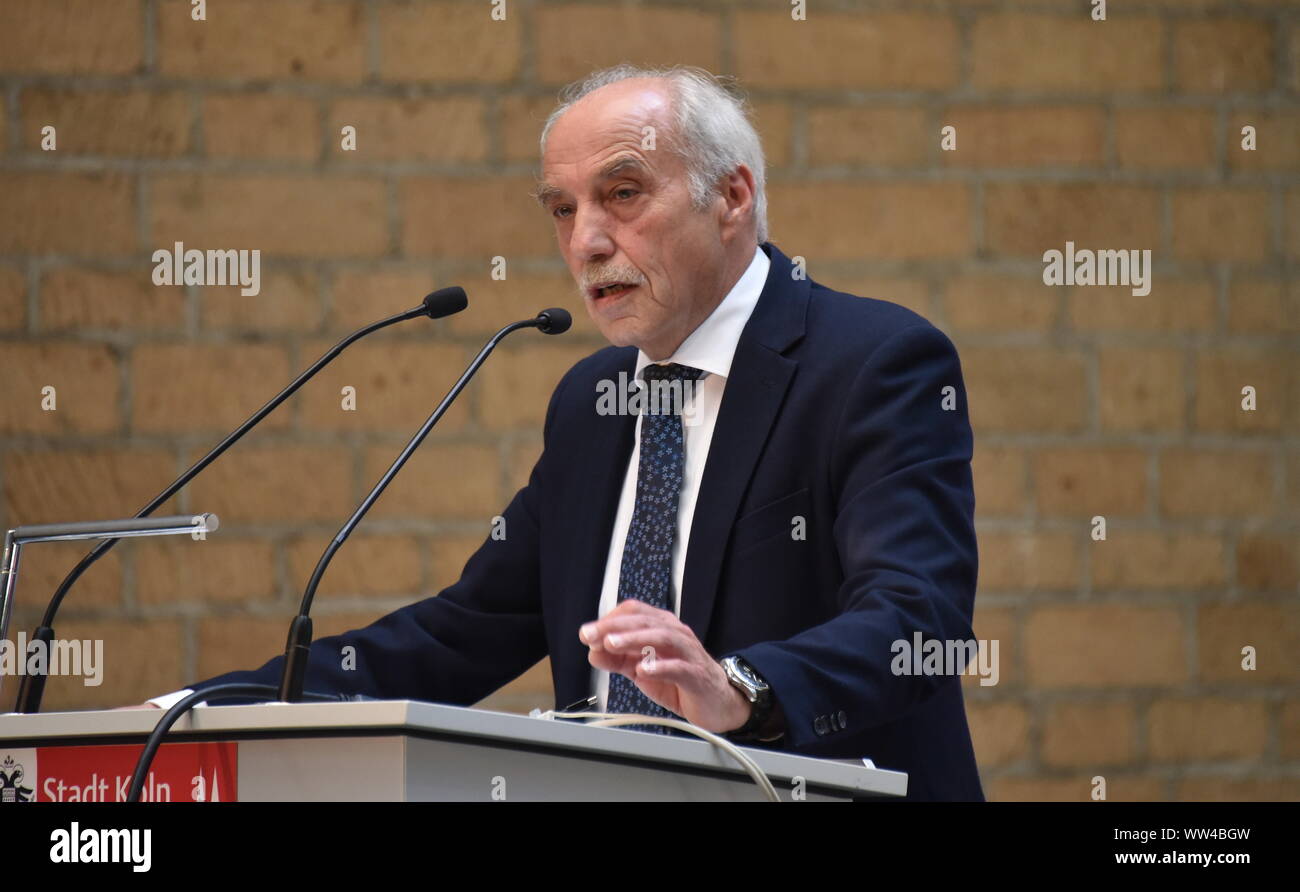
[837,710,847,729]
[814,716,828,736]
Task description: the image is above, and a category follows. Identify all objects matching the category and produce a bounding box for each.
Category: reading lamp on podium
[0,513,219,702]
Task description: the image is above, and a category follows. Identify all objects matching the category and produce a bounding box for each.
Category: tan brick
[196,616,286,681]
[1068,280,1216,333]
[40,267,185,331]
[1198,603,1300,684]
[0,265,26,331]
[131,344,291,434]
[328,97,487,163]
[203,93,320,162]
[1236,532,1299,591]
[1098,347,1185,433]
[945,275,1057,333]
[807,106,929,167]
[1282,699,1300,759]
[988,775,1162,802]
[1033,448,1148,517]
[501,95,554,164]
[768,182,970,260]
[0,344,119,434]
[751,102,793,169]
[329,268,438,332]
[287,534,422,598]
[963,348,1087,434]
[1171,188,1273,262]
[1228,109,1300,171]
[1228,278,1300,334]
[984,184,1160,259]
[296,340,471,434]
[967,701,1030,767]
[0,173,135,255]
[940,105,1105,168]
[1115,108,1216,170]
[1042,702,1136,768]
[21,87,191,156]
[378,0,521,84]
[1174,20,1274,93]
[972,445,1027,516]
[1092,531,1226,589]
[3,448,176,525]
[508,437,543,496]
[158,0,365,82]
[1176,777,1300,802]
[979,530,1081,591]
[1149,697,1269,761]
[441,270,600,340]
[1194,349,1293,434]
[41,618,182,711]
[1159,449,1273,518]
[535,5,721,85]
[198,269,322,332]
[972,15,1164,92]
[400,177,554,259]
[1024,605,1186,687]
[477,343,593,431]
[361,441,501,521]
[735,13,958,90]
[1290,190,1300,262]
[429,534,485,586]
[186,446,353,524]
[150,174,388,258]
[134,539,276,605]
[1291,451,1300,513]
[14,540,123,613]
[0,0,143,76]
[970,605,1018,684]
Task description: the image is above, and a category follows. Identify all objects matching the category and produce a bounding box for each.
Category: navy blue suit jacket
[193,242,984,801]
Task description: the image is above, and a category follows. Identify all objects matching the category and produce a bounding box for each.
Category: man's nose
[569,203,616,261]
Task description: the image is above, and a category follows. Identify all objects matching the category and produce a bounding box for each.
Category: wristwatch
[720,655,778,742]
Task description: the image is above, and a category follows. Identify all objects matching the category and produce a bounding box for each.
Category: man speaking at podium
[146,65,984,802]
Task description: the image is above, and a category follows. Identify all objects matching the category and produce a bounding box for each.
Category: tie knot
[641,362,704,383]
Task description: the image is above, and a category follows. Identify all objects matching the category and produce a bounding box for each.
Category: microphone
[277,308,573,703]
[11,287,468,714]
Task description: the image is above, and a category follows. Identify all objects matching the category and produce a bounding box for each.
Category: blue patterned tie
[606,362,705,734]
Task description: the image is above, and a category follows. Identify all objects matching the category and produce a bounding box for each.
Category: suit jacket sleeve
[186,372,571,705]
[734,322,978,752]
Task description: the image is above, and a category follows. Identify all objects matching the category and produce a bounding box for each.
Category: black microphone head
[536,307,572,335]
[422,286,468,319]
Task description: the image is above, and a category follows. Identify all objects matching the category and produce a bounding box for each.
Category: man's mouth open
[589,282,639,301]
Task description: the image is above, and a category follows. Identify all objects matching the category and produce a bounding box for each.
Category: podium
[0,700,908,802]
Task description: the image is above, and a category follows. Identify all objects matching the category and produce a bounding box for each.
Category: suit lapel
[679,242,809,645]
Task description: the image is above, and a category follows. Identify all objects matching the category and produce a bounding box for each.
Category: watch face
[728,658,765,697]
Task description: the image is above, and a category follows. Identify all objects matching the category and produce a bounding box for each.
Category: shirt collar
[634,244,770,382]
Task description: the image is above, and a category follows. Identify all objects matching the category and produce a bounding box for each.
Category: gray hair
[539,64,769,245]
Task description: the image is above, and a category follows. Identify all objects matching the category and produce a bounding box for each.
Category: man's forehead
[540,82,674,185]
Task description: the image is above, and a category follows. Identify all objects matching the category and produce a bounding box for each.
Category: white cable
[539,710,780,802]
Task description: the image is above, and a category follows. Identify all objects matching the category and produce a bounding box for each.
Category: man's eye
[613,187,638,200]
[552,206,572,219]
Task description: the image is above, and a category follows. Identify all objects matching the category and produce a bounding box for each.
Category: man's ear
[719,165,757,236]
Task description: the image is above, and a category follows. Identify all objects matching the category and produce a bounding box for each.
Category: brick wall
[0,0,1295,801]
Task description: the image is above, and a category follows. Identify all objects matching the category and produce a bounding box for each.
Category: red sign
[0,742,237,803]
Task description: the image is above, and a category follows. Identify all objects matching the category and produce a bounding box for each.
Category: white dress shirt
[590,244,769,713]
[150,245,771,712]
